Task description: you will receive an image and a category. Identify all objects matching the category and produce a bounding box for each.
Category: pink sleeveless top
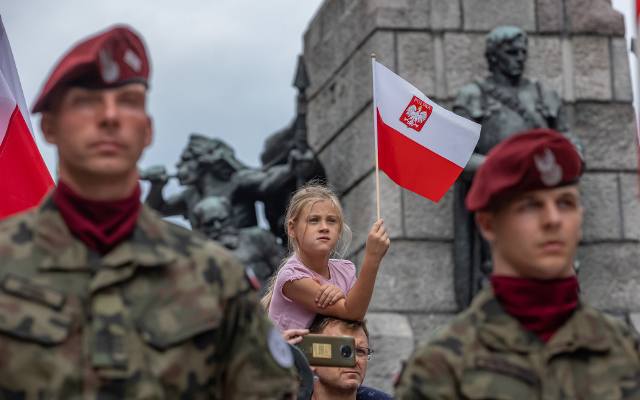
[268,255,357,331]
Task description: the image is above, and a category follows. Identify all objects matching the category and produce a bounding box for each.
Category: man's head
[466,129,584,279]
[308,317,371,398]
[34,25,152,190]
[485,26,528,82]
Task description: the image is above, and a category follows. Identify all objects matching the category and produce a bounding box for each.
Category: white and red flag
[0,17,53,219]
[372,59,480,202]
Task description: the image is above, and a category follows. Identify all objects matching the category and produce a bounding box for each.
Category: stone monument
[141,58,326,244]
[452,25,582,308]
[302,0,638,392]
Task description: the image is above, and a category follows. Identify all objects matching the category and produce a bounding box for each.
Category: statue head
[485,26,528,82]
[193,196,235,239]
[176,134,246,186]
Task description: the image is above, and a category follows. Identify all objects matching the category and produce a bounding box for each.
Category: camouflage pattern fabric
[0,195,296,399]
[395,288,640,399]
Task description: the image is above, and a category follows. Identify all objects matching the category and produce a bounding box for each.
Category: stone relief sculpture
[452,25,582,308]
[140,56,325,246]
[141,134,258,230]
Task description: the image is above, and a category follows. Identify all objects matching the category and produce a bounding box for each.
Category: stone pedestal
[303,0,638,392]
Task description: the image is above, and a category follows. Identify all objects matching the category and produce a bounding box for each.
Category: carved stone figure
[192,196,285,290]
[452,26,581,308]
[141,134,257,229]
[141,56,325,244]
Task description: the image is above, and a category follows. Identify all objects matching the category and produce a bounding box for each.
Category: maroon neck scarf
[491,275,579,343]
[53,180,141,255]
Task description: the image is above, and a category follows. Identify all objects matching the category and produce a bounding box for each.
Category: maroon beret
[32,25,150,113]
[466,129,584,211]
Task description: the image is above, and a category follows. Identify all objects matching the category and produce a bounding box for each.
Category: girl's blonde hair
[260,181,352,310]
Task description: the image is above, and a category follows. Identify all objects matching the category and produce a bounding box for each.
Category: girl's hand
[315,282,346,308]
[282,328,309,345]
[365,219,390,261]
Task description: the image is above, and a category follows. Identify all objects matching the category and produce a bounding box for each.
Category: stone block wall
[302,0,638,392]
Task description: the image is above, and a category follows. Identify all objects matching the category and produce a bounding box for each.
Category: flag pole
[371,53,381,221]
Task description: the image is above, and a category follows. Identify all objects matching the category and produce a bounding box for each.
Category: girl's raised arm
[283,219,389,320]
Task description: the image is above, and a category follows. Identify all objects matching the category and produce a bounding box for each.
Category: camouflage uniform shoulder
[0,208,38,239]
[0,208,40,262]
[394,289,496,398]
[580,304,640,356]
[414,300,483,362]
[142,206,250,299]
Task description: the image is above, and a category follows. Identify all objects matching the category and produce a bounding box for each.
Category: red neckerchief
[490,275,579,343]
[53,180,141,255]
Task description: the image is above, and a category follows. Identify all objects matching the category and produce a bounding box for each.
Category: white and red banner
[373,60,480,202]
[0,17,53,219]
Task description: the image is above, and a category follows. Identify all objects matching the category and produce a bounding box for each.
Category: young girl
[263,183,390,332]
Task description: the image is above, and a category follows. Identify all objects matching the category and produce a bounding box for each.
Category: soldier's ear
[142,115,153,148]
[475,211,496,243]
[40,112,58,145]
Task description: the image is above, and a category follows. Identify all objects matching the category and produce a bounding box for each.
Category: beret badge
[534,148,563,187]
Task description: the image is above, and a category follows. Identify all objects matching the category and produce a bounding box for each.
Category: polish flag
[373,60,480,202]
[0,17,53,219]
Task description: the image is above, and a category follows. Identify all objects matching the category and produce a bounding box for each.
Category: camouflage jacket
[0,196,296,399]
[395,288,640,399]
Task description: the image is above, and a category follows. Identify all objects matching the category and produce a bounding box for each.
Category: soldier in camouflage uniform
[395,129,640,399]
[0,25,296,399]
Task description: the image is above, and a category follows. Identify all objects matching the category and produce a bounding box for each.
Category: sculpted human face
[492,37,527,80]
[477,186,583,279]
[289,199,341,260]
[313,323,369,395]
[42,83,152,182]
[176,153,199,185]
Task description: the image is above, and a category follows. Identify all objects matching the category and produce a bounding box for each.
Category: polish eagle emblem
[400,96,433,132]
[534,148,563,186]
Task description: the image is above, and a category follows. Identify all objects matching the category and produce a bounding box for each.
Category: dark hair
[308,315,369,339]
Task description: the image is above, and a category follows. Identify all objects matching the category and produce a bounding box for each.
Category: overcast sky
[1,0,634,181]
[2,0,323,180]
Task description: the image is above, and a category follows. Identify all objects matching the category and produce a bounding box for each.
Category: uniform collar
[34,194,177,272]
[474,288,611,355]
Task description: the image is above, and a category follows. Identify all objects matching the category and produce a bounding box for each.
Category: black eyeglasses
[355,347,374,361]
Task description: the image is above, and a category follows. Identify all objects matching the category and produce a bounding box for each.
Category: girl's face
[289,199,342,258]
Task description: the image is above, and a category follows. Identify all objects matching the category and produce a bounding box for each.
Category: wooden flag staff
[371,53,381,221]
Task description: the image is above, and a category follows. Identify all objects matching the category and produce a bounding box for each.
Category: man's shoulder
[455,80,484,100]
[143,208,251,298]
[411,290,496,362]
[356,385,392,400]
[0,208,39,249]
[577,304,640,345]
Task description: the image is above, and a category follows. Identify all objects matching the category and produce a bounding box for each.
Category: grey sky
[2,0,635,181]
[2,0,323,178]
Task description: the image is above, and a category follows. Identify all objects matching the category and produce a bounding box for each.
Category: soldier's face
[493,38,527,79]
[477,185,583,279]
[288,200,341,259]
[42,83,152,183]
[312,324,368,393]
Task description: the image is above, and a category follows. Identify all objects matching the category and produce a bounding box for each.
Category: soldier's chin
[529,261,573,280]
